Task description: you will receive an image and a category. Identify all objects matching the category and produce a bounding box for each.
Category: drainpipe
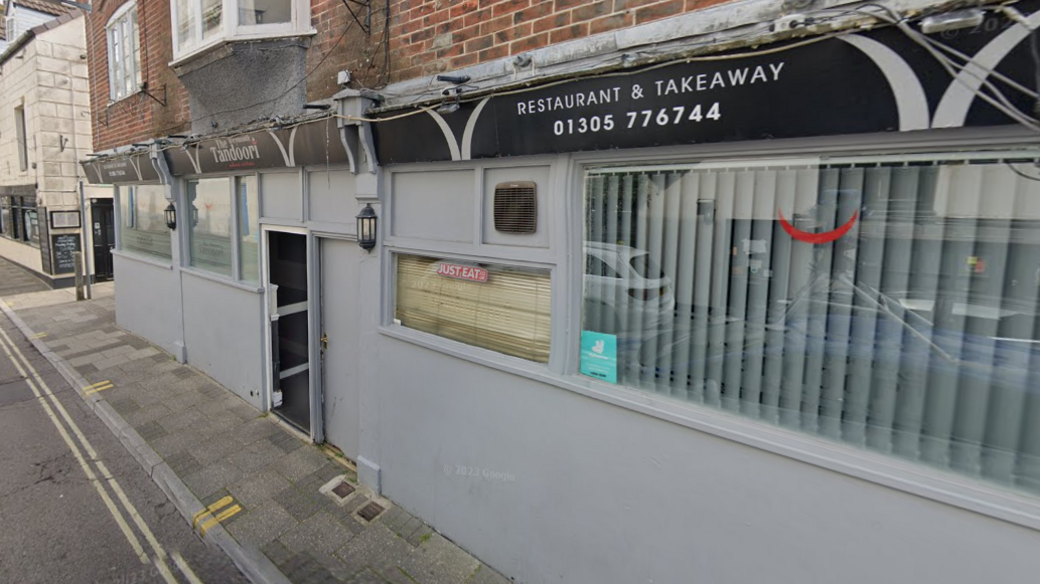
[151,142,187,363]
[78,178,91,299]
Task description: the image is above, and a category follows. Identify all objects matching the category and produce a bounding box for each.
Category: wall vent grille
[493,182,537,234]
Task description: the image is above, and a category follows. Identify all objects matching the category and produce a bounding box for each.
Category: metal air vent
[493,181,537,234]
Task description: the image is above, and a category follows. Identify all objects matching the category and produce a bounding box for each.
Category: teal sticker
[580,331,618,384]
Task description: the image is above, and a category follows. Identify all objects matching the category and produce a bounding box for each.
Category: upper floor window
[106,3,142,102]
[173,0,311,61]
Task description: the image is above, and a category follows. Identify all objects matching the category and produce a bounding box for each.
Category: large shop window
[188,178,234,277]
[395,254,552,363]
[120,185,172,260]
[106,3,142,102]
[1,197,38,246]
[237,176,260,283]
[582,153,1040,494]
[173,0,309,59]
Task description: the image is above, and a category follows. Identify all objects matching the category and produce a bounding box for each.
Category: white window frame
[106,2,142,103]
[171,0,313,63]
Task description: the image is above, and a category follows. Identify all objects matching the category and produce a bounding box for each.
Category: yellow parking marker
[84,380,114,395]
[34,332,47,339]
[199,504,242,537]
[192,495,234,529]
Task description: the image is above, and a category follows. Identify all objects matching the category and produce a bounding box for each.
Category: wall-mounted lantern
[356,204,377,251]
[164,202,177,230]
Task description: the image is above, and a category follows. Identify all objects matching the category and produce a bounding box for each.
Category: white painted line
[0,326,179,584]
[0,330,149,565]
[172,551,206,584]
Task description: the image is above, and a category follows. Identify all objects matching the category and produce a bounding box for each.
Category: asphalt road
[0,267,249,583]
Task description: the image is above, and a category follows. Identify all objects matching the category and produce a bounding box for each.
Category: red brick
[553,0,585,10]
[478,44,510,62]
[450,0,479,18]
[548,22,587,43]
[589,11,631,33]
[494,22,531,43]
[450,52,481,68]
[437,43,466,58]
[492,0,529,17]
[531,11,569,33]
[686,0,730,9]
[452,23,482,43]
[635,0,684,23]
[463,6,493,26]
[572,0,610,22]
[424,7,450,26]
[510,32,549,54]
[480,13,514,35]
[512,1,552,24]
[465,34,495,52]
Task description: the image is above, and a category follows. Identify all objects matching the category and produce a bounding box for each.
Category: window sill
[107,91,144,107]
[379,322,1040,534]
[180,265,263,293]
[112,249,173,269]
[170,29,317,68]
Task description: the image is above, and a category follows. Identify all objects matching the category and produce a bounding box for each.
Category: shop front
[82,113,375,448]
[359,4,1040,583]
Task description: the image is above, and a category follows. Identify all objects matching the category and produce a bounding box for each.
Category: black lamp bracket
[341,0,371,34]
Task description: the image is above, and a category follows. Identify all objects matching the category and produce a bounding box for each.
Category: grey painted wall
[309,170,356,224]
[262,171,304,222]
[368,336,1040,584]
[391,170,474,242]
[112,254,182,356]
[181,271,265,408]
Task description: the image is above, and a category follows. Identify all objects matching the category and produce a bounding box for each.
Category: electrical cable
[1005,161,1040,181]
[186,15,358,127]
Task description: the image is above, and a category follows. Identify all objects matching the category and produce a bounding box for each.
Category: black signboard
[82,154,161,184]
[372,2,1040,164]
[51,234,80,275]
[82,117,355,184]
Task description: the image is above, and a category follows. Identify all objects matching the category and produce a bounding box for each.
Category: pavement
[0,256,509,584]
[0,261,249,584]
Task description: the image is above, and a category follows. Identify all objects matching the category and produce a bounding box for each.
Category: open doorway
[266,230,310,432]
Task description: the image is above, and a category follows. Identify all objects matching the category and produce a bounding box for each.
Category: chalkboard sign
[52,234,80,275]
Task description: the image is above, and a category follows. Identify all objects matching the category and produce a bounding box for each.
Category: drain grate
[357,501,385,522]
[331,481,355,499]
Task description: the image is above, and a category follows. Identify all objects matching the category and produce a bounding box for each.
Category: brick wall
[387,0,735,82]
[89,0,387,152]
[86,0,191,152]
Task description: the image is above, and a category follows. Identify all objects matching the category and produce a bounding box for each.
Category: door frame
[261,224,323,440]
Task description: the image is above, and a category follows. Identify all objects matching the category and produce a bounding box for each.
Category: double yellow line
[84,380,114,395]
[0,320,202,584]
[192,496,242,537]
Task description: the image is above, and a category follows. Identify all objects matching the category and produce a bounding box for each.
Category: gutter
[0,8,83,67]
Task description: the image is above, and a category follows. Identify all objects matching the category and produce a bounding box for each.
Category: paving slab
[0,282,507,584]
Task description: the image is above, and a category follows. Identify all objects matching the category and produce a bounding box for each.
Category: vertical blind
[396,254,552,363]
[584,153,1040,494]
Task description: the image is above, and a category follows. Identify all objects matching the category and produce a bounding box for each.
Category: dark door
[267,231,310,432]
[91,199,115,282]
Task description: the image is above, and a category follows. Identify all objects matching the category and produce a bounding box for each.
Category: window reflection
[582,154,1040,494]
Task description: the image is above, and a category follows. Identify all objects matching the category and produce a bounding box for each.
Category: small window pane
[176,0,195,49]
[119,185,171,260]
[202,0,223,39]
[189,178,233,277]
[238,0,292,25]
[395,254,552,362]
[237,176,260,283]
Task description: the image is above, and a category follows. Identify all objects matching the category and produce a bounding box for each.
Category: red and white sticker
[437,263,488,283]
